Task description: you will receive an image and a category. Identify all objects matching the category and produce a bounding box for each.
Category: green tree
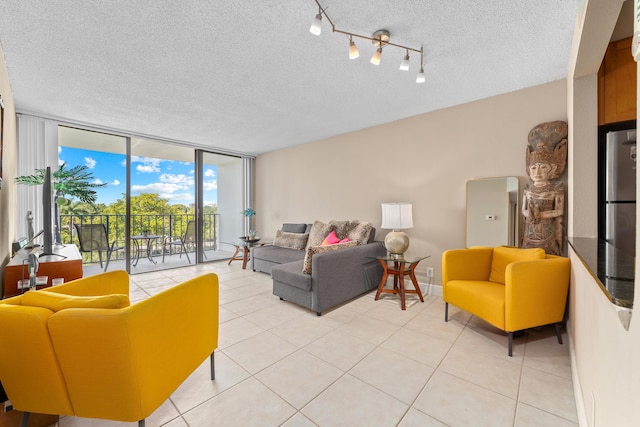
[17,163,107,243]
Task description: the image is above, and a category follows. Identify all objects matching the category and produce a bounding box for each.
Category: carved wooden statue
[521,121,568,255]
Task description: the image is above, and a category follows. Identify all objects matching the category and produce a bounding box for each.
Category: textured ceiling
[0,0,579,155]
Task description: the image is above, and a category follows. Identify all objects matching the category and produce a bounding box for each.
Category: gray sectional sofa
[252,222,386,315]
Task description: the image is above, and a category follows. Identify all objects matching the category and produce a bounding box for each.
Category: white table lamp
[381,202,413,258]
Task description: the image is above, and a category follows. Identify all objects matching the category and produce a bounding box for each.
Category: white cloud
[93,179,104,185]
[161,192,195,201]
[85,157,97,169]
[204,168,216,177]
[203,180,217,191]
[137,164,159,173]
[58,146,62,154]
[160,173,193,186]
[112,179,120,186]
[132,182,188,194]
[131,156,162,173]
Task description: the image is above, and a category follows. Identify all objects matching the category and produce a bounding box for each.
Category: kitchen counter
[567,237,634,308]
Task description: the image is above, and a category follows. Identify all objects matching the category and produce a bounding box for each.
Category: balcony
[60,213,234,273]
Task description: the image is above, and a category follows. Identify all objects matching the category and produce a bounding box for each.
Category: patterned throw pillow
[302,241,359,274]
[306,220,335,249]
[273,230,309,251]
[329,220,350,239]
[348,220,373,245]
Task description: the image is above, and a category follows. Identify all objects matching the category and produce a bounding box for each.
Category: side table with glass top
[371,255,430,310]
[228,237,264,269]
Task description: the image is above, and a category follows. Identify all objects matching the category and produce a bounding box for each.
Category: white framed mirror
[466,177,520,247]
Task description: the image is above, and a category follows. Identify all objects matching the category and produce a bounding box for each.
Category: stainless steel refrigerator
[605,128,636,257]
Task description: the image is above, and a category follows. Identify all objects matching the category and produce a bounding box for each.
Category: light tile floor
[58,262,578,427]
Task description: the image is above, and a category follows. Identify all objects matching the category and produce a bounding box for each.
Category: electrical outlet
[427,267,434,278]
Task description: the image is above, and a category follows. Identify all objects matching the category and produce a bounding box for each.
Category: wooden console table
[3,244,83,298]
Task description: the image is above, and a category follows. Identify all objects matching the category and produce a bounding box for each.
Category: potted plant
[241,208,256,239]
[17,163,107,244]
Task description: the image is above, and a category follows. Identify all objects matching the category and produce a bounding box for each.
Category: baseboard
[419,281,442,297]
[568,321,588,427]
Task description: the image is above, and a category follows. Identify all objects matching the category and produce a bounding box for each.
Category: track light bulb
[310,13,322,35]
[399,54,410,71]
[416,67,425,83]
[349,39,359,59]
[371,47,383,65]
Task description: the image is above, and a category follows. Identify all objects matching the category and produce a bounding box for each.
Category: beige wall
[0,42,17,292]
[255,79,568,285]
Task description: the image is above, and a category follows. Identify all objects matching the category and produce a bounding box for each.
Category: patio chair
[74,223,125,272]
[162,220,195,264]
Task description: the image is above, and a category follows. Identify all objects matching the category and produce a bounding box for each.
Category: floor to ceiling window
[57,125,249,275]
[197,151,244,264]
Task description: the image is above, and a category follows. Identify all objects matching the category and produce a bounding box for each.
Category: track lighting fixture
[399,50,410,71]
[309,0,424,84]
[309,9,323,35]
[349,35,359,59]
[370,47,383,65]
[416,50,426,83]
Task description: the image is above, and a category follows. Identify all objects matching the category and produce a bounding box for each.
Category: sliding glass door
[197,151,244,263]
[57,126,251,275]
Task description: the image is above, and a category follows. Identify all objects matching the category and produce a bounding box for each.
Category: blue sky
[58,146,218,206]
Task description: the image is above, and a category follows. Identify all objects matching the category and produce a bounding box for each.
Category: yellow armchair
[0,270,219,426]
[442,246,570,356]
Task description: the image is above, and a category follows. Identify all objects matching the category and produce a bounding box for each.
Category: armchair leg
[444,302,449,322]
[210,351,215,380]
[554,323,563,345]
[19,412,30,427]
[138,420,145,427]
[508,332,513,357]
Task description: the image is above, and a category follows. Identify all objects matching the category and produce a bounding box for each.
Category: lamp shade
[381,203,413,230]
[310,13,322,35]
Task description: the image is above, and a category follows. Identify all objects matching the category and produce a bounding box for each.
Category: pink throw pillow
[321,230,341,246]
[340,237,351,243]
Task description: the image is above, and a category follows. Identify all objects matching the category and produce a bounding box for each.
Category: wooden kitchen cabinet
[598,37,637,125]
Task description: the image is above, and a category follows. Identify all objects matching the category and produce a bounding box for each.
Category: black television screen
[42,166,53,255]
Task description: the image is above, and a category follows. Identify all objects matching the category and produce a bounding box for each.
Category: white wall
[255,79,568,285]
[565,0,638,425]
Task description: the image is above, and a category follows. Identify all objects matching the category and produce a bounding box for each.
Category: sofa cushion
[282,223,308,233]
[22,290,130,312]
[489,246,546,284]
[306,220,335,249]
[252,245,305,265]
[348,220,373,245]
[303,241,358,274]
[271,260,311,291]
[274,230,309,251]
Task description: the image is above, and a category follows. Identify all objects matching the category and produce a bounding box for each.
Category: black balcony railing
[60,213,220,265]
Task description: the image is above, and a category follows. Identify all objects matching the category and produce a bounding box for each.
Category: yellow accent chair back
[442,246,570,356]
[0,270,219,426]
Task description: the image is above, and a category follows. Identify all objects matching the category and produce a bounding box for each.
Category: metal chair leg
[444,302,449,322]
[508,332,513,357]
[104,250,112,272]
[554,323,563,345]
[210,352,215,380]
[138,419,145,427]
[183,243,191,264]
[20,412,30,427]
